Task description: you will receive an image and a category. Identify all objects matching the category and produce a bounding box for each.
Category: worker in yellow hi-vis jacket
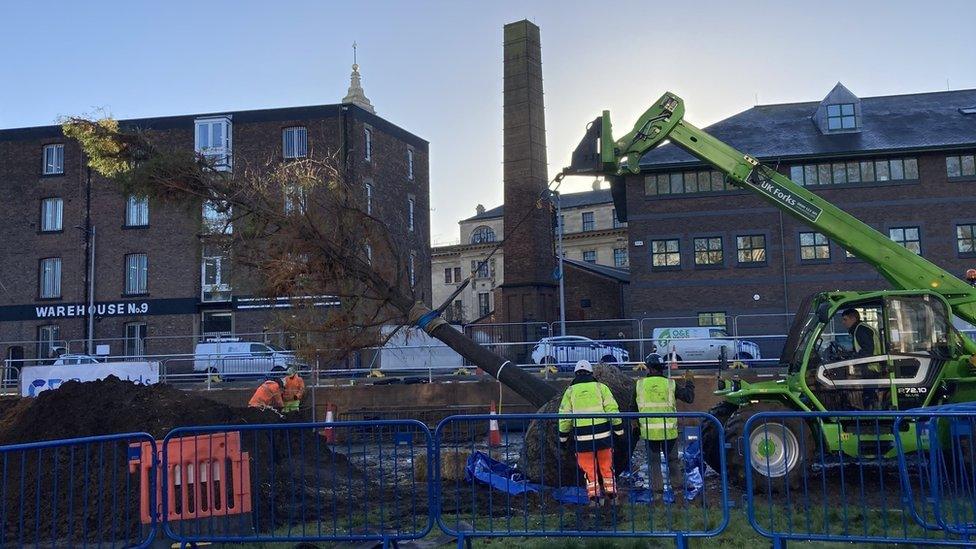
[559,360,624,506]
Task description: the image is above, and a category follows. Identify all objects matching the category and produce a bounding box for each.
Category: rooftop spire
[342,41,375,114]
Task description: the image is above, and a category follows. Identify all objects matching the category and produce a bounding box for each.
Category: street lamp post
[555,191,566,336]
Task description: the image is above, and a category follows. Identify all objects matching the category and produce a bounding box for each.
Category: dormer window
[827,103,856,130]
[813,83,861,134]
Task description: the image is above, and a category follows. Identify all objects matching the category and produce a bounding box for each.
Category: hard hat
[286,366,297,375]
[574,360,593,373]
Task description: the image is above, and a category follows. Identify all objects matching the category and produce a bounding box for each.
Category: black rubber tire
[600,355,617,364]
[271,365,286,373]
[725,401,816,493]
[734,352,753,360]
[702,401,738,474]
[541,356,556,364]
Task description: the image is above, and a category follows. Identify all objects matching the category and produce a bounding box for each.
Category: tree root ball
[518,364,639,486]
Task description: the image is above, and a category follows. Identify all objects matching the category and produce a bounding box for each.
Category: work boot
[588,497,601,509]
[604,493,619,507]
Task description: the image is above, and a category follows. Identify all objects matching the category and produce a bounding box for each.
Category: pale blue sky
[2,1,974,244]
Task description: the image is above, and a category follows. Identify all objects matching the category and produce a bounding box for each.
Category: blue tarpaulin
[463,449,703,505]
[551,487,589,505]
[464,451,542,496]
[682,440,704,501]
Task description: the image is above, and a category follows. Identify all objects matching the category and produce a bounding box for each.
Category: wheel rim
[749,423,800,478]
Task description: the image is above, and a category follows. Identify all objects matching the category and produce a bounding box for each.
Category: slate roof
[0,103,428,149]
[639,88,976,169]
[563,258,630,283]
[464,188,614,221]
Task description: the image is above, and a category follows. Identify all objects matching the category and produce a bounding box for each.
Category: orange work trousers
[576,447,616,499]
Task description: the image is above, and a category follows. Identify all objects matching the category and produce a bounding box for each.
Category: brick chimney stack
[496,20,557,326]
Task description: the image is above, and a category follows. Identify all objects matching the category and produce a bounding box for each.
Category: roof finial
[342,42,375,114]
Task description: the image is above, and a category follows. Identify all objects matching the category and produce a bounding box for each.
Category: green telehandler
[563,92,976,489]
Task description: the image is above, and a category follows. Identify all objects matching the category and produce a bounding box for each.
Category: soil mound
[0,377,381,544]
[0,376,301,444]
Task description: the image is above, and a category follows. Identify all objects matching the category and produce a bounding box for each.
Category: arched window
[470,226,496,244]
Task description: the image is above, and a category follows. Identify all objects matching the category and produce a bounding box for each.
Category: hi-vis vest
[558,381,622,443]
[853,323,882,373]
[248,381,282,407]
[635,376,677,441]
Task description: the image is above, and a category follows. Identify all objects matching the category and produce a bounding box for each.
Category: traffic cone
[487,401,502,447]
[320,403,337,443]
[669,345,679,371]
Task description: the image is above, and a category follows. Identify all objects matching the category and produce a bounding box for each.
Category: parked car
[646,327,761,366]
[52,354,101,366]
[530,336,629,369]
[193,340,301,376]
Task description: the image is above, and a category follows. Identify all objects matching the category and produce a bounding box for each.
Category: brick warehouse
[617,84,976,333]
[0,74,430,365]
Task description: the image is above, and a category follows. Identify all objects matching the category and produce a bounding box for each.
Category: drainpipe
[83,165,93,351]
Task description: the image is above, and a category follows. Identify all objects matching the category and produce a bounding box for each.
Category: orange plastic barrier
[129,432,252,524]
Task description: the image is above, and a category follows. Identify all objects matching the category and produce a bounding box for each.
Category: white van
[193,340,299,376]
[648,327,761,365]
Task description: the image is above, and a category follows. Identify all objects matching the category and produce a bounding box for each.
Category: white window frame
[40,198,63,232]
[366,183,373,215]
[125,253,148,295]
[282,126,308,159]
[201,247,232,302]
[39,258,62,298]
[364,128,372,162]
[582,250,597,263]
[407,149,415,180]
[194,117,233,171]
[125,195,149,227]
[408,198,415,232]
[409,252,416,287]
[42,144,64,175]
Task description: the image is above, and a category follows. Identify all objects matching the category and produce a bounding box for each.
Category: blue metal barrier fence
[1,409,974,547]
[744,410,976,547]
[894,407,976,538]
[434,412,728,548]
[0,432,157,548]
[161,419,434,548]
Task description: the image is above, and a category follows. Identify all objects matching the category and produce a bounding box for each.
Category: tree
[62,117,558,407]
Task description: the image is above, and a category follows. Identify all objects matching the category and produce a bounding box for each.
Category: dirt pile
[0,376,303,444]
[0,377,383,544]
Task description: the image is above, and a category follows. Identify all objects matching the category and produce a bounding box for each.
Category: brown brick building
[618,84,976,339]
[0,92,429,364]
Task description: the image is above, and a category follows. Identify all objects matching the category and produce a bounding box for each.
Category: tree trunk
[518,364,638,485]
[426,322,558,408]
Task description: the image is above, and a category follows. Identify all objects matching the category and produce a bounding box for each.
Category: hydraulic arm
[565,92,976,332]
